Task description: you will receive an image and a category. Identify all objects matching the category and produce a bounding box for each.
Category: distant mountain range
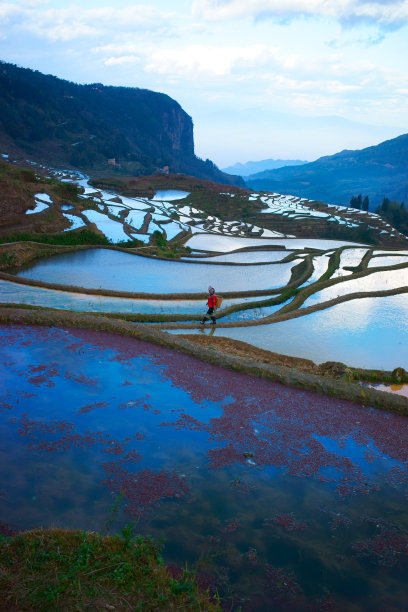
[246,134,408,208]
[0,61,244,187]
[222,159,309,176]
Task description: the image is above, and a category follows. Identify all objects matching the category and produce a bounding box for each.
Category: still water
[2,324,408,610]
[173,294,408,370]
[0,280,247,314]
[15,248,296,293]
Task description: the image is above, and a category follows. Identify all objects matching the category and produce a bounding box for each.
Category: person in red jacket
[200,286,217,325]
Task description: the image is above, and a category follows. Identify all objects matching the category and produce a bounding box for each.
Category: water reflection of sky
[2,323,408,610]
[150,190,190,201]
[303,267,408,307]
[0,280,249,314]
[15,248,296,293]
[186,234,366,252]
[172,294,408,370]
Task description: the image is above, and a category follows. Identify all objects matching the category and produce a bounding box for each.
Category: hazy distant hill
[222,158,309,176]
[0,61,243,187]
[246,134,408,208]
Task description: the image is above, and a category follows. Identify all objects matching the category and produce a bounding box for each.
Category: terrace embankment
[0,307,406,413]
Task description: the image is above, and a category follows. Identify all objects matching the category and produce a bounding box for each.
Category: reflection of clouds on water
[172,294,408,369]
[312,295,375,333]
[368,256,408,268]
[15,248,297,293]
[186,234,365,252]
[304,267,408,307]
[0,280,247,314]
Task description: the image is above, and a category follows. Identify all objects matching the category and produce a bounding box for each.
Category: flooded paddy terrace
[1,166,408,610]
[2,324,408,611]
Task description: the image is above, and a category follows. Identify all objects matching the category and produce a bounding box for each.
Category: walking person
[201,286,217,325]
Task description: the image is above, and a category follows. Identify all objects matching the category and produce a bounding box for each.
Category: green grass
[318,249,342,282]
[0,228,111,247]
[0,527,221,611]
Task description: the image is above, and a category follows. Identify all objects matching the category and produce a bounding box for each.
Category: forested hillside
[247,134,408,208]
[0,61,243,186]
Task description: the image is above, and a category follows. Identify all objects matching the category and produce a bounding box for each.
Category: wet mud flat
[2,323,408,610]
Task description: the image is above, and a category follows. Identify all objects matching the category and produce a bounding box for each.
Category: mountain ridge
[246,133,408,208]
[0,61,244,188]
[222,158,309,176]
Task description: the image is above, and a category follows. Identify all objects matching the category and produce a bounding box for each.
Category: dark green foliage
[152,230,166,248]
[0,228,111,246]
[375,198,408,235]
[51,182,81,201]
[246,133,408,208]
[349,194,362,209]
[0,61,244,187]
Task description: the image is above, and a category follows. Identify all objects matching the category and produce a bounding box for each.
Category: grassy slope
[0,527,220,611]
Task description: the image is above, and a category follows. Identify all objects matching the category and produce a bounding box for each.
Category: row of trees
[375,198,408,235]
[348,193,408,236]
[349,194,369,210]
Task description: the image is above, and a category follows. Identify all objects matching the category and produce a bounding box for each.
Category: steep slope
[0,61,243,187]
[246,134,408,208]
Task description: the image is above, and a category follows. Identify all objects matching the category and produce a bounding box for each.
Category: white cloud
[192,0,408,27]
[104,55,140,66]
[0,4,22,20]
[264,73,361,94]
[92,44,141,55]
[144,44,277,77]
[3,4,174,42]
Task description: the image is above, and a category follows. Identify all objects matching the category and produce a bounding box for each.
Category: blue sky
[1,0,407,167]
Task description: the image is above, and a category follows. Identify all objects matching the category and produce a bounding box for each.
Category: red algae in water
[264,564,303,599]
[101,467,190,520]
[4,324,408,610]
[352,517,408,567]
[263,513,307,533]
[220,518,240,534]
[76,401,109,414]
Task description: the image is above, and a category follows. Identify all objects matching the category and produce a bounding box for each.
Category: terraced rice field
[1,161,408,611]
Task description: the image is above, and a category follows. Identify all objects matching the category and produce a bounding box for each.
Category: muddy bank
[180,334,407,383]
[0,307,406,413]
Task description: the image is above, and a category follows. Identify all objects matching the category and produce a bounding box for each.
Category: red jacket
[207,293,217,309]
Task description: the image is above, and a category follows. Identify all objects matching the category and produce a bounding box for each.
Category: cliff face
[0,61,243,187]
[161,107,194,154]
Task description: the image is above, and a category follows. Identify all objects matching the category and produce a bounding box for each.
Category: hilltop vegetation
[0,61,243,187]
[375,198,408,235]
[246,133,408,209]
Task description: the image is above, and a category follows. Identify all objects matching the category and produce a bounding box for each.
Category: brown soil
[90,173,250,198]
[0,307,406,412]
[181,334,318,373]
[0,242,80,270]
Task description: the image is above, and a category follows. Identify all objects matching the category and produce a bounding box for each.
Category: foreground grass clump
[0,527,221,611]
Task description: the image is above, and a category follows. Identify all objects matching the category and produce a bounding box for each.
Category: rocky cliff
[0,61,243,187]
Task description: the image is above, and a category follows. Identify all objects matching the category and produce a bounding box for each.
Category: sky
[1,0,408,168]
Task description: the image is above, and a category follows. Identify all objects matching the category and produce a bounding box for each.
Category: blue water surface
[2,324,408,611]
[15,248,295,293]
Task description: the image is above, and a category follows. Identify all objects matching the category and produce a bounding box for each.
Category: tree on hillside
[362,196,369,211]
[381,197,390,212]
[349,194,362,209]
[375,198,408,236]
